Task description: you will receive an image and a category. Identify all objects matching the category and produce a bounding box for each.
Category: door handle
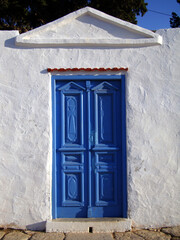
[89,131,95,146]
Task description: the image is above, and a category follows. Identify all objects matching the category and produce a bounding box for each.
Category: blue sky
[136,0,180,30]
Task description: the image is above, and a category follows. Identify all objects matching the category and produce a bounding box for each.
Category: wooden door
[53,78,126,218]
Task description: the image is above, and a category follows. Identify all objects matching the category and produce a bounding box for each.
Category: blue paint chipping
[52,75,127,218]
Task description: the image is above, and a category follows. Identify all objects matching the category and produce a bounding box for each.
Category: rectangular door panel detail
[98,94,114,144]
[94,152,117,206]
[99,172,115,201]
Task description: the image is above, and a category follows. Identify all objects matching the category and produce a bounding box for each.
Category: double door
[54,78,125,218]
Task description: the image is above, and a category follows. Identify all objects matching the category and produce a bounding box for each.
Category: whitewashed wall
[0,28,179,230]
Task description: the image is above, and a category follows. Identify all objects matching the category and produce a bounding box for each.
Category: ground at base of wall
[0,226,179,240]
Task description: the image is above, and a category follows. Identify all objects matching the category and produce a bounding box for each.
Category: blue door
[53,77,127,218]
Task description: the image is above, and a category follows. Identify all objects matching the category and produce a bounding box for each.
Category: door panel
[93,81,118,147]
[55,79,124,218]
[56,81,87,218]
[65,96,79,144]
[61,152,85,206]
[59,82,85,148]
[98,94,114,144]
[95,152,117,205]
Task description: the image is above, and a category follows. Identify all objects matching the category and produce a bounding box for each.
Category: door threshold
[46,218,132,233]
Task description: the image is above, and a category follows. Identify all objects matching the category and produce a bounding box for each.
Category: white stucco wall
[0,27,179,230]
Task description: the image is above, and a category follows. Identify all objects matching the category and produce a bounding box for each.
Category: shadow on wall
[26,221,46,231]
[4,37,33,50]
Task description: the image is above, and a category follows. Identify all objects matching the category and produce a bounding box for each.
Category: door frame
[51,74,127,219]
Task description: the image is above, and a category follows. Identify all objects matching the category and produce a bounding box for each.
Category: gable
[57,82,85,91]
[15,7,162,47]
[92,81,118,91]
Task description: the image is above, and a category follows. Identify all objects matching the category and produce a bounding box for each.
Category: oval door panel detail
[67,175,78,200]
[67,97,77,142]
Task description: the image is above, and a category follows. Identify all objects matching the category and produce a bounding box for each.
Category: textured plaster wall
[22,14,149,40]
[0,28,179,230]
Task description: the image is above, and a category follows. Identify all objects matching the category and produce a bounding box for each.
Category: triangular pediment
[92,81,118,91]
[15,7,162,47]
[57,82,85,91]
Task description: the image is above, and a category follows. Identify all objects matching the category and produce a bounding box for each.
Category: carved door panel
[55,80,123,218]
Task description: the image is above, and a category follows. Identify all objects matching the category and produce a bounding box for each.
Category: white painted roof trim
[15,37,162,47]
[15,7,162,47]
